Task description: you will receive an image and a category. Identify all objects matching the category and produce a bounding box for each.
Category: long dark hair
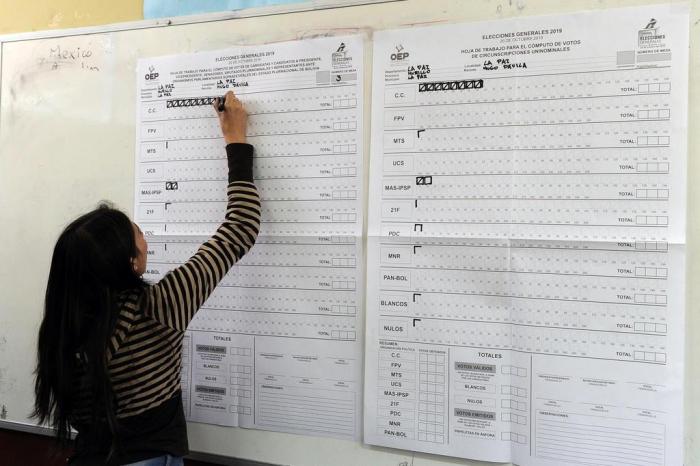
[33,203,147,450]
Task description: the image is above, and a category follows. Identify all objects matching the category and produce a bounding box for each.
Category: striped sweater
[71,143,260,465]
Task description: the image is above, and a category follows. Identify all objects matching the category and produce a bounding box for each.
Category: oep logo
[145,65,159,81]
[391,44,409,62]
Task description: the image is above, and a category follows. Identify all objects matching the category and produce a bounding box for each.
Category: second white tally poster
[364,5,687,466]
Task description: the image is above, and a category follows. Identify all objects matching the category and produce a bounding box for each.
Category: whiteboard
[0,1,698,465]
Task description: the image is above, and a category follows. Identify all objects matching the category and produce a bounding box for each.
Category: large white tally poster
[135,36,364,439]
[364,5,688,466]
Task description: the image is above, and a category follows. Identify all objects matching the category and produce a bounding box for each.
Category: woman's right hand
[214,90,248,144]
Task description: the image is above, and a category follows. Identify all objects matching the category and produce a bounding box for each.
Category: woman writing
[33,91,260,466]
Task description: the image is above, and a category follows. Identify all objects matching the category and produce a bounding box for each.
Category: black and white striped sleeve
[143,143,261,331]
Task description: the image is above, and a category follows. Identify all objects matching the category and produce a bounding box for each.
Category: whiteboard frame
[0,2,693,466]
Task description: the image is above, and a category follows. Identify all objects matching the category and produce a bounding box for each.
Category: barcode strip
[195,385,227,395]
[196,344,227,354]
